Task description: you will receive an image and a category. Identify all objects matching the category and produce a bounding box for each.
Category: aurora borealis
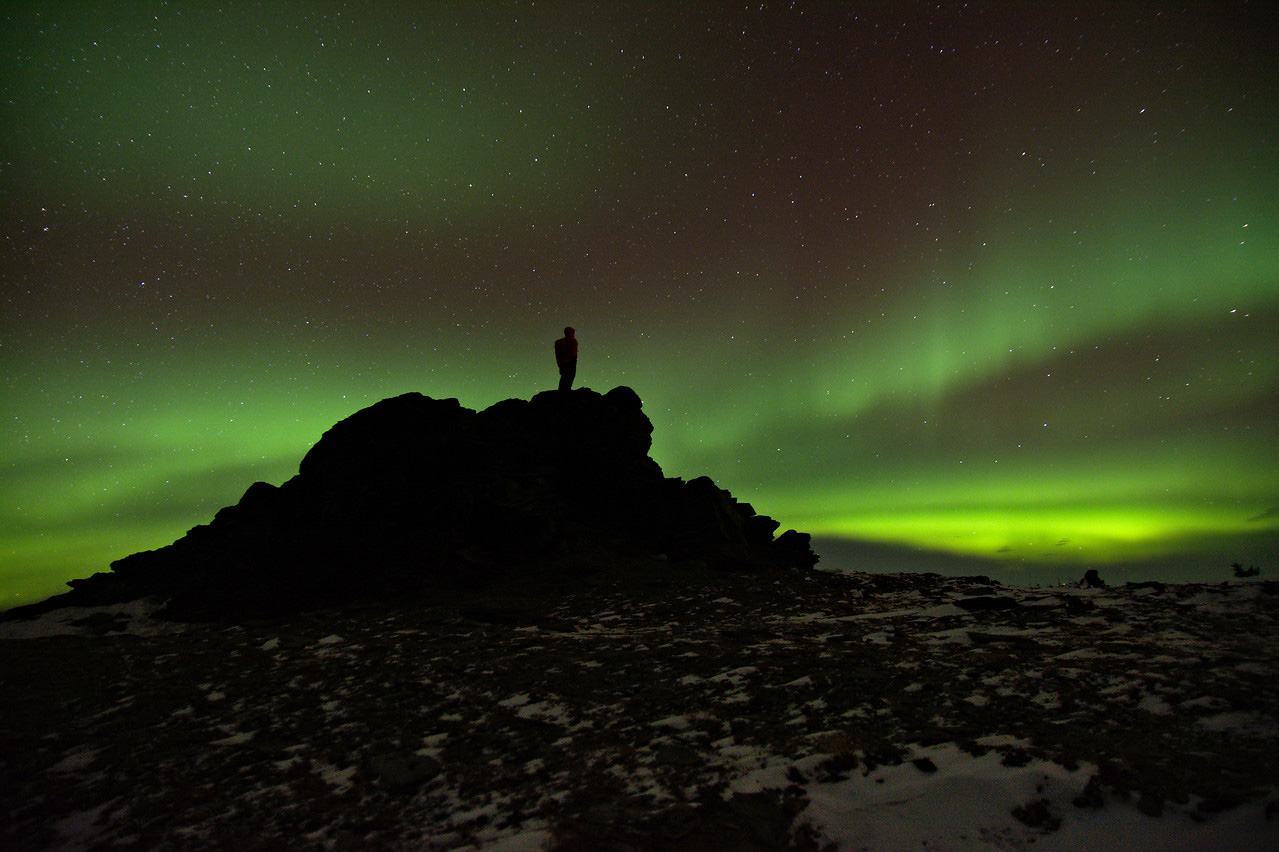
[3,2,1276,607]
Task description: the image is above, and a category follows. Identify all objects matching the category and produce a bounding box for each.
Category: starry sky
[3,2,1277,607]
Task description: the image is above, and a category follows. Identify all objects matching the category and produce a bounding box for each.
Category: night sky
[3,2,1277,607]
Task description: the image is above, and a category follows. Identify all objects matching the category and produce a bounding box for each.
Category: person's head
[564,326,575,337]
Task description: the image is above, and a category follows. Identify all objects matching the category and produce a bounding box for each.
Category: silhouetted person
[555,326,578,391]
[1079,569,1106,589]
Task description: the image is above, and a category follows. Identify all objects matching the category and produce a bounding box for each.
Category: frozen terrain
[3,568,1277,850]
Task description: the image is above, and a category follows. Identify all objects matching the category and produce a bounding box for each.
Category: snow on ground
[735,740,1278,851]
[0,598,183,639]
[2,570,1277,850]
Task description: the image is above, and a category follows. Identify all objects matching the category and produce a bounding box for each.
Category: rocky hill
[3,387,1278,849]
[10,386,816,621]
[8,386,1279,849]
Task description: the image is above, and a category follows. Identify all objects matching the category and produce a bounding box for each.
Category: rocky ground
[3,566,1278,851]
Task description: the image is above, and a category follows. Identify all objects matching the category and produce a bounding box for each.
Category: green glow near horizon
[798,503,1265,566]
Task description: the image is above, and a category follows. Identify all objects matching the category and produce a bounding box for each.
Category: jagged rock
[1079,569,1106,588]
[22,387,816,620]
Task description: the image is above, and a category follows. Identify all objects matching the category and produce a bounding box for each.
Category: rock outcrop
[32,387,816,619]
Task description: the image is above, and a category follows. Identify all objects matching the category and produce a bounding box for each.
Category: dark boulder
[1079,569,1106,589]
[28,387,816,620]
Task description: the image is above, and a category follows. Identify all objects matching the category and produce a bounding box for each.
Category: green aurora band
[2,3,1276,606]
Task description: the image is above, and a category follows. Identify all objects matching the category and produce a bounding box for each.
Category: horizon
[3,4,1276,608]
[0,384,1271,610]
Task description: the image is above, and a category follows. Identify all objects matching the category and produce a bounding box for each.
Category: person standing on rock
[555,326,578,392]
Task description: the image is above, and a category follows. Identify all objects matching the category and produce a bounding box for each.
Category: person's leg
[559,362,575,391]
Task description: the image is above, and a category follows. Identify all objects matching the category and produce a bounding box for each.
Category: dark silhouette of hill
[10,387,815,620]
